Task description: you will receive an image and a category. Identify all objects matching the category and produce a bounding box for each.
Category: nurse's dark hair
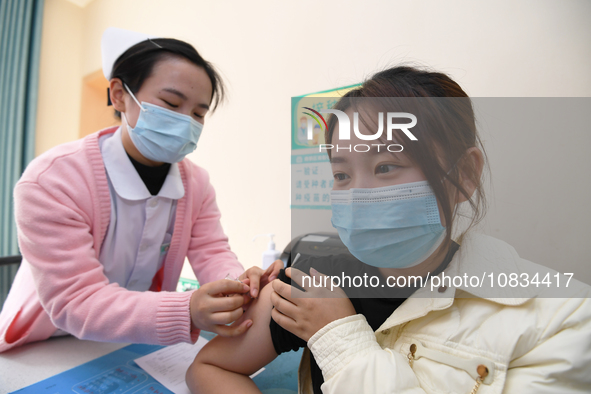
[110,38,225,118]
[325,66,488,245]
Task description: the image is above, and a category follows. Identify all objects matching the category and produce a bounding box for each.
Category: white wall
[37,0,591,282]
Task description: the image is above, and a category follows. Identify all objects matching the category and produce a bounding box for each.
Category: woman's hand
[270,267,356,342]
[239,259,283,299]
[190,279,253,337]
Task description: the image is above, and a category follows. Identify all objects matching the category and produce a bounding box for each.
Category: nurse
[0,27,281,352]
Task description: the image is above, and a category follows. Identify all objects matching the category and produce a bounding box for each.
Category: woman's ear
[109,78,126,113]
[456,147,484,203]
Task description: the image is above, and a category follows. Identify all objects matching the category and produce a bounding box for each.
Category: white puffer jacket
[300,233,591,393]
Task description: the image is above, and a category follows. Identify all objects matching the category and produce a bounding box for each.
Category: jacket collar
[377,233,539,332]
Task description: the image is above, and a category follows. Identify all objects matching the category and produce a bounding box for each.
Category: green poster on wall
[291,84,360,210]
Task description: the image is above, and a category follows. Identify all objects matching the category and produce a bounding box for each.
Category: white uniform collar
[102,128,185,200]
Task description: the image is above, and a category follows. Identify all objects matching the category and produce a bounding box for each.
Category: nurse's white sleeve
[308,314,426,394]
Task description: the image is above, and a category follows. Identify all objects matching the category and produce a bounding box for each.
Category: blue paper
[10,340,301,394]
[10,344,171,394]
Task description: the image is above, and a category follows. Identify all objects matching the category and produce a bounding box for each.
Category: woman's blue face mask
[331,180,445,269]
[122,83,203,163]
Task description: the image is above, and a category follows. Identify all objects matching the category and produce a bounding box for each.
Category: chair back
[0,255,22,309]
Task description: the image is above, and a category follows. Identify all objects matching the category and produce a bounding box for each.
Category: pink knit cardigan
[0,127,244,352]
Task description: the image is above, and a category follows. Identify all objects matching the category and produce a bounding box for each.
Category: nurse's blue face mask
[122,83,203,163]
[331,180,445,269]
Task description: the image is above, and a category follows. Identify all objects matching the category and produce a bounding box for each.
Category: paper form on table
[135,336,265,394]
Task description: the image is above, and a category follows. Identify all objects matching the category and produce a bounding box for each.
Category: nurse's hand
[270,267,356,342]
[239,260,283,299]
[190,279,253,337]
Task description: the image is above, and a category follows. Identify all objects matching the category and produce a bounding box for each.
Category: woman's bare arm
[186,282,279,393]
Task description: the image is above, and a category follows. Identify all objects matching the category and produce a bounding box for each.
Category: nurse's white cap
[101,27,159,80]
